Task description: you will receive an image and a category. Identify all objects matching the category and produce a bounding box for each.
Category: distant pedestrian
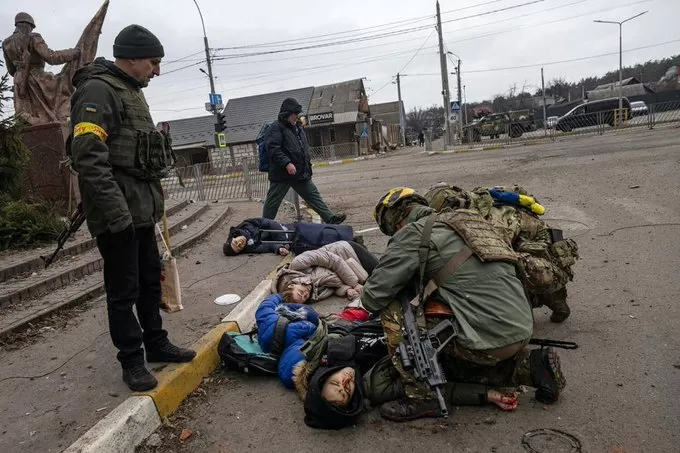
[418,130,425,147]
[262,98,346,224]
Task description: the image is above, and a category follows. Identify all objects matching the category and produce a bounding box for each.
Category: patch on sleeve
[84,103,98,113]
[73,122,108,142]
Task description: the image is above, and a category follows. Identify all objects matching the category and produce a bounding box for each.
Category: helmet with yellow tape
[373,187,428,236]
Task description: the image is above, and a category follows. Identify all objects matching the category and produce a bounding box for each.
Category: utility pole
[193,0,223,140]
[396,73,406,147]
[541,67,547,135]
[463,85,468,124]
[436,1,452,146]
[456,59,463,133]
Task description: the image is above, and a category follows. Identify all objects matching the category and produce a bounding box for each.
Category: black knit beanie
[113,25,165,59]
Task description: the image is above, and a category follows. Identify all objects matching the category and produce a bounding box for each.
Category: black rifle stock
[397,293,458,417]
[42,203,86,268]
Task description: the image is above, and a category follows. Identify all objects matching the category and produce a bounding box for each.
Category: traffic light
[215,112,226,133]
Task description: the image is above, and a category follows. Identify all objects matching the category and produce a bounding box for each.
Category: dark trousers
[348,240,379,275]
[262,179,335,222]
[97,226,168,368]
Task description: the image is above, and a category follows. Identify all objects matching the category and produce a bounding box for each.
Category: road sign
[450,101,461,112]
[209,93,223,106]
[216,132,227,148]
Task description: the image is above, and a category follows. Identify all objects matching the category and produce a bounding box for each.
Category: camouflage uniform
[425,184,579,322]
[380,300,532,400]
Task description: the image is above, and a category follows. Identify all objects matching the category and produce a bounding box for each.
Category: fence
[308,142,359,161]
[452,99,680,149]
[162,157,302,221]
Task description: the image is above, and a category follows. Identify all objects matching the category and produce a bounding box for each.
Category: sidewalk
[0,201,291,453]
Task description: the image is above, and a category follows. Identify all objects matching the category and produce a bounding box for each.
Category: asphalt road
[140,128,680,453]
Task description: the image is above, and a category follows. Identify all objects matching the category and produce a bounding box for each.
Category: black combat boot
[146,342,196,363]
[328,213,347,225]
[122,364,158,391]
[530,347,566,404]
[379,398,442,422]
[544,288,570,323]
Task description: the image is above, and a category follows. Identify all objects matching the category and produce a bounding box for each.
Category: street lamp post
[448,51,463,136]
[594,11,648,126]
[193,0,221,131]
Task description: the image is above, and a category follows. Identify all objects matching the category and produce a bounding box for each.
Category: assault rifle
[42,203,86,268]
[397,292,458,417]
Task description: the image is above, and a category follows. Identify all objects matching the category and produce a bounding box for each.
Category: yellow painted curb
[341,158,354,163]
[482,145,504,151]
[139,320,241,418]
[314,162,330,167]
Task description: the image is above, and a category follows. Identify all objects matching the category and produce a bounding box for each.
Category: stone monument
[2,1,109,207]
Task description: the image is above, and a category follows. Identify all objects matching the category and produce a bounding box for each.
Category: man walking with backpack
[261,98,346,224]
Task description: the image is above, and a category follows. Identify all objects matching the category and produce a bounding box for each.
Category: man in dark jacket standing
[262,98,346,224]
[70,25,195,391]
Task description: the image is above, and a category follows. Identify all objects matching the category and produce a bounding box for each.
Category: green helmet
[424,183,469,212]
[373,187,428,236]
[15,12,35,27]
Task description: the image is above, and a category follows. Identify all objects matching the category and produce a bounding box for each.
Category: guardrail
[162,157,302,222]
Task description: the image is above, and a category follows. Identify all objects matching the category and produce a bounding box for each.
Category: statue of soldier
[2,12,81,125]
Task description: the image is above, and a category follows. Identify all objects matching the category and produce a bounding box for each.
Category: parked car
[630,101,649,117]
[555,97,632,132]
[546,116,559,128]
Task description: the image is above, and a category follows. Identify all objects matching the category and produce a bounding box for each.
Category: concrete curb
[63,396,161,453]
[423,138,553,156]
[64,255,289,451]
[312,154,377,168]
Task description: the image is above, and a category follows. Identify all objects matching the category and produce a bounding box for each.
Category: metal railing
[308,142,359,161]
[162,157,303,221]
[452,99,680,149]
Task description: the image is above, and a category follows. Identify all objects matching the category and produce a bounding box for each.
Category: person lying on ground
[254,294,523,429]
[223,217,291,256]
[272,240,377,303]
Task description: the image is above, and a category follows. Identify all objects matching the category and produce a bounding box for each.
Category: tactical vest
[436,209,518,263]
[91,73,174,180]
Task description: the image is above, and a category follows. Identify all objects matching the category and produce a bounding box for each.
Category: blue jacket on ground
[255,294,319,388]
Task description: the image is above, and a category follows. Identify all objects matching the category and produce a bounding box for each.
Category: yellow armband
[73,122,108,142]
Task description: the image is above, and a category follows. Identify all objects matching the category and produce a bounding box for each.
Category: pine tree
[0,62,30,198]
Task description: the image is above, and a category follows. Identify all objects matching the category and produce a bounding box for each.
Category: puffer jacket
[273,241,369,301]
[255,294,320,388]
[265,98,313,183]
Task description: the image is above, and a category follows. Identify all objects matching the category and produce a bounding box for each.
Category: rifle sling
[423,246,474,300]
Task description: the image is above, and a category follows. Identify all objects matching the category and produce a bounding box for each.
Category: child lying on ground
[254,294,521,429]
[273,241,376,303]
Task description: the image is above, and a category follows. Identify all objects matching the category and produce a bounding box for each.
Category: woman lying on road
[223,217,291,256]
[254,293,521,429]
[273,240,379,304]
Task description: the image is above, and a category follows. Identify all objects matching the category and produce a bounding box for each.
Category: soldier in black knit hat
[70,25,196,391]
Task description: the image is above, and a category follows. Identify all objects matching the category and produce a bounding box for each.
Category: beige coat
[273,241,368,301]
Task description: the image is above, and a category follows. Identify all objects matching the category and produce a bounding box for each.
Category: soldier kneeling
[424,183,579,323]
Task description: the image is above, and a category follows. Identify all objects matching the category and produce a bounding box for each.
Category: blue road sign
[450,101,460,112]
[209,93,223,106]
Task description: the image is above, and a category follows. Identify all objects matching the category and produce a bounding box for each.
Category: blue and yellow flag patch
[84,103,98,113]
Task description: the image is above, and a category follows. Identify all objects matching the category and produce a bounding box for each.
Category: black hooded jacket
[264,98,313,183]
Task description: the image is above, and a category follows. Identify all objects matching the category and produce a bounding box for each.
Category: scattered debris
[146,433,162,447]
[96,406,108,412]
[179,428,193,442]
[673,363,680,370]
[629,315,636,319]
[483,417,496,425]
[181,225,188,230]
[59,372,67,377]
[108,391,119,398]
[628,185,640,189]
[195,261,202,265]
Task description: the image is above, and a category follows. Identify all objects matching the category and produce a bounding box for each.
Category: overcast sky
[1,0,678,121]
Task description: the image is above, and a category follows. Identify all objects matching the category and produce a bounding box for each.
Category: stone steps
[0,202,231,341]
[0,199,190,284]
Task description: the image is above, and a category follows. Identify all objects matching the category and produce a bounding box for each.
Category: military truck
[462,109,537,142]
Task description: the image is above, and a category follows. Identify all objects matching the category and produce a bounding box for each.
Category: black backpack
[217,319,289,376]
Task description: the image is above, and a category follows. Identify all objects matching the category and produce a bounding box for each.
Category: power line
[163,50,205,66]
[211,0,542,60]
[212,0,511,51]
